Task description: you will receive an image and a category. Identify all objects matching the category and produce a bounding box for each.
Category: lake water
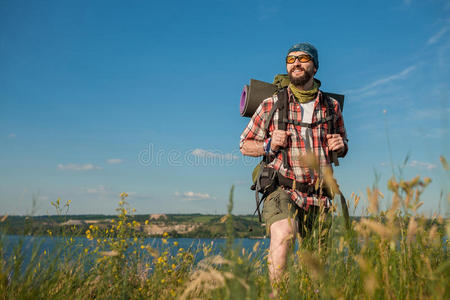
[1,235,270,264]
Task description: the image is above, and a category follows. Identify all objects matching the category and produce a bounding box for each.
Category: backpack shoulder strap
[276,88,289,168]
[263,94,279,133]
[277,88,289,131]
[321,91,340,166]
[321,92,335,119]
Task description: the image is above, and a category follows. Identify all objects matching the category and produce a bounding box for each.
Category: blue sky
[0,0,448,216]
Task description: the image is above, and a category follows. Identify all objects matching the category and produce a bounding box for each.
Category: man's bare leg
[267,217,298,284]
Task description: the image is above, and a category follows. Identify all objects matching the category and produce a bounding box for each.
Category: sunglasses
[286,54,312,64]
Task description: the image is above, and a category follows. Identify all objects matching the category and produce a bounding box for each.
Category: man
[239,43,348,283]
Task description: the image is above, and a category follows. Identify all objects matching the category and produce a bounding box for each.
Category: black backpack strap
[252,92,287,223]
[253,163,265,222]
[263,97,278,133]
[276,88,290,169]
[253,163,277,222]
[285,116,333,128]
[321,92,339,166]
[262,95,280,164]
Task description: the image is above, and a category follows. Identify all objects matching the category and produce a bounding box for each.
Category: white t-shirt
[299,101,315,150]
[299,101,315,179]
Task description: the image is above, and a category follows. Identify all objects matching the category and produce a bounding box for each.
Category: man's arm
[327,134,347,157]
[240,140,265,157]
[239,99,271,157]
[327,99,348,158]
[241,129,292,157]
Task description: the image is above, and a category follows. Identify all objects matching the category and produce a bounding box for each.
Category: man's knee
[263,187,298,236]
[270,218,297,245]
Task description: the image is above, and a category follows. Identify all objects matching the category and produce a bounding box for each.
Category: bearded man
[239,43,348,283]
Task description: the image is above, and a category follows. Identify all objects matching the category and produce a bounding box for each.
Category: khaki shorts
[262,186,330,237]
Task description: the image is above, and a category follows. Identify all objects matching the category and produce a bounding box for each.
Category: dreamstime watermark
[138,144,257,167]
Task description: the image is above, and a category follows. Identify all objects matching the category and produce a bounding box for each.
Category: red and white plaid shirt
[240,87,348,209]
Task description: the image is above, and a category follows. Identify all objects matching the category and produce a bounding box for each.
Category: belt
[276,172,332,198]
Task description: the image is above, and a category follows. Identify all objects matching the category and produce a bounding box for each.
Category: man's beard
[288,67,314,86]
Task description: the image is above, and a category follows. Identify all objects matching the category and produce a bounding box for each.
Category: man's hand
[327,134,345,156]
[271,130,292,151]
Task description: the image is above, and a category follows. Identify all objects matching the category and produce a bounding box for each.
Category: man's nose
[292,60,302,67]
[292,58,302,65]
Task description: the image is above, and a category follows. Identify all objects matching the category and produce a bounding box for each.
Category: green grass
[1,174,449,299]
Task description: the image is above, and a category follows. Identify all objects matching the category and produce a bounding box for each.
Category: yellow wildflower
[173,241,178,246]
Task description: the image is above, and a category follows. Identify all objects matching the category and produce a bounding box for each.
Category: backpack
[251,87,344,222]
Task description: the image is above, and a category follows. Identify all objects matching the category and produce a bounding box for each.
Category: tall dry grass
[0,167,449,299]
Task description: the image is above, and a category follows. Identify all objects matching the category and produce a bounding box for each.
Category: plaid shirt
[240,87,348,209]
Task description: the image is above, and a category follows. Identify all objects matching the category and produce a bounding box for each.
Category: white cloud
[423,128,449,139]
[408,160,437,170]
[348,66,416,96]
[58,163,102,171]
[125,192,152,200]
[233,180,248,185]
[175,191,215,201]
[107,158,123,164]
[8,133,16,138]
[191,148,238,160]
[427,26,449,46]
[258,3,279,21]
[85,185,108,194]
[407,107,450,120]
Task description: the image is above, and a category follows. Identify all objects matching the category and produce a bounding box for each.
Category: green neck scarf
[273,74,321,103]
[288,79,321,103]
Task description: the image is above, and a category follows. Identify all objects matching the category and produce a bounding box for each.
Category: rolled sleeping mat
[239,84,249,116]
[240,79,278,117]
[240,79,345,118]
